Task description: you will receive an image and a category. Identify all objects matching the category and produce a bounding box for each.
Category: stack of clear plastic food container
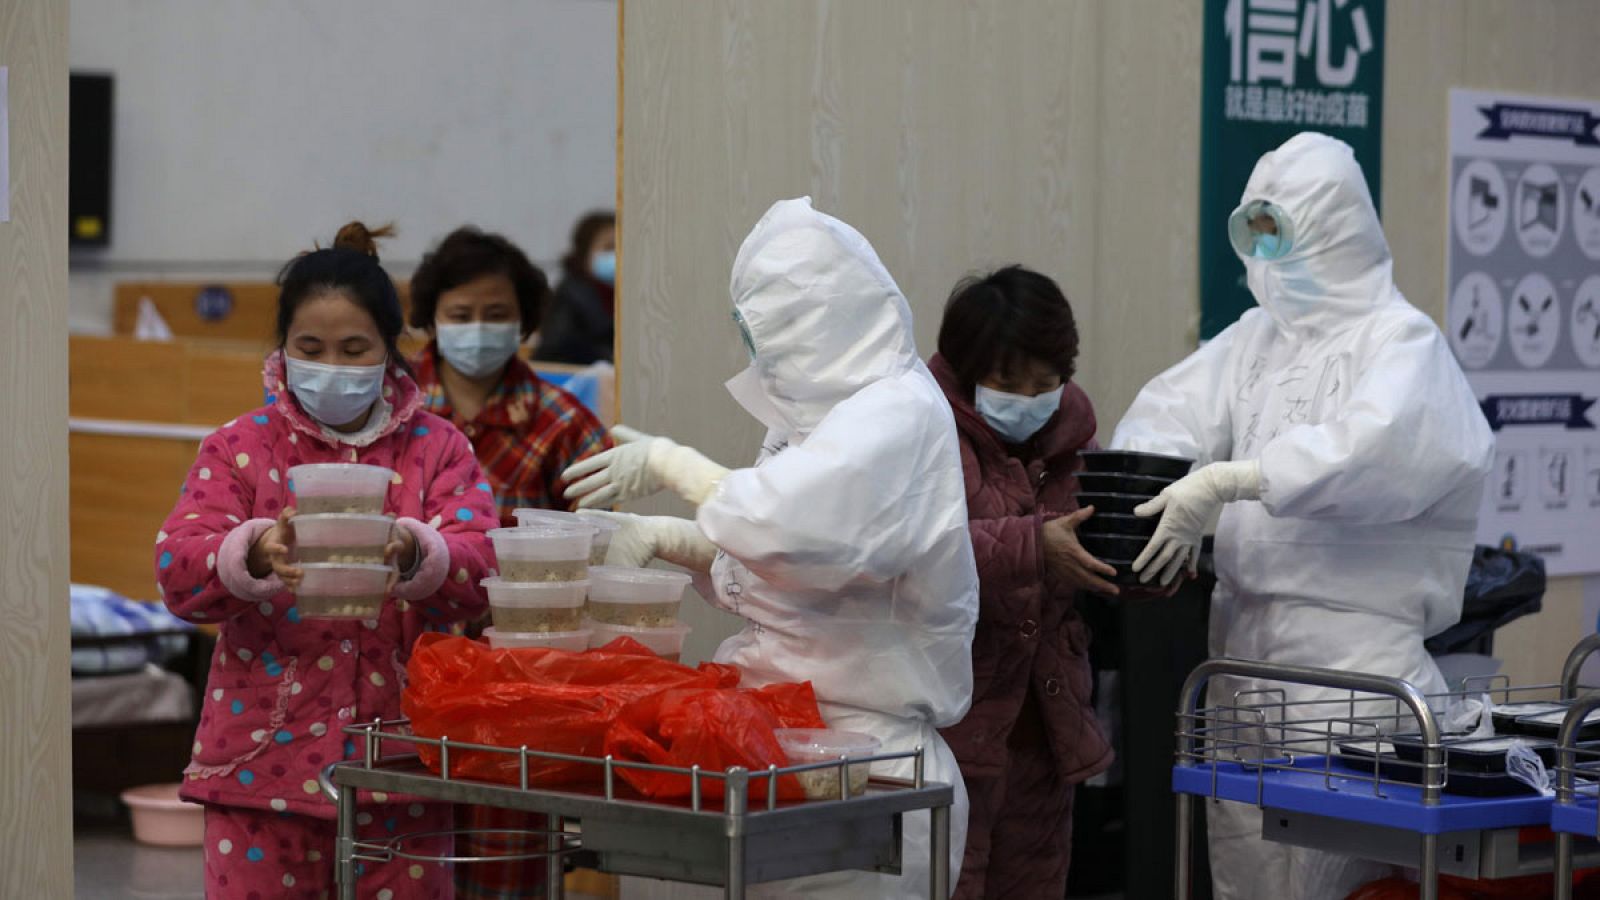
[584,566,694,661]
[514,508,621,565]
[287,464,398,620]
[484,525,596,650]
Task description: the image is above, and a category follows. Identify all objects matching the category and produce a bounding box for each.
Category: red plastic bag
[402,633,737,787]
[604,681,828,801]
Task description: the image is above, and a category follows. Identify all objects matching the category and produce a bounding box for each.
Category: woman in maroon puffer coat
[933,266,1119,900]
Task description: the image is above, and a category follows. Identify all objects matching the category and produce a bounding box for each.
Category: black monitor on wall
[70,72,114,247]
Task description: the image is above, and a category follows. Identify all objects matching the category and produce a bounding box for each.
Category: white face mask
[725,365,797,437]
[285,356,386,427]
[975,384,1064,444]
[436,322,521,378]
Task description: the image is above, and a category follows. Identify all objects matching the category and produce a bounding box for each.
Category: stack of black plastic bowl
[1074,450,1195,585]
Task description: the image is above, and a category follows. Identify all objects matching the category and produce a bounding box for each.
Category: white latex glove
[561,425,731,510]
[577,510,718,573]
[1133,460,1262,586]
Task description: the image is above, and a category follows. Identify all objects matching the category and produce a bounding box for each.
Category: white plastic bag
[1505,739,1554,796]
[1442,692,1496,739]
[134,296,174,341]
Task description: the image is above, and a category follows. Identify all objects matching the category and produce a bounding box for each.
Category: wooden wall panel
[68,434,199,601]
[0,0,74,893]
[1383,1,1600,688]
[113,281,280,348]
[112,280,414,350]
[67,336,261,596]
[619,0,1197,661]
[67,338,188,422]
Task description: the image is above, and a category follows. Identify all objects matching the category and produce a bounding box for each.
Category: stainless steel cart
[320,718,955,899]
[1551,650,1600,900]
[1173,636,1600,900]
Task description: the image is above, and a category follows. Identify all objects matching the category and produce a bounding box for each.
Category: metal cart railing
[1551,638,1600,899]
[1174,635,1600,900]
[319,718,955,899]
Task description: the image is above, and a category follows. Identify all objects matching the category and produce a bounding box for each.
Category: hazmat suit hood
[729,197,920,434]
[1236,132,1396,336]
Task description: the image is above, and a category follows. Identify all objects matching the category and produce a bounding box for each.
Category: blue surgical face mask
[591,250,617,286]
[1228,199,1294,260]
[975,384,1064,444]
[436,322,521,378]
[1252,232,1288,259]
[285,356,386,427]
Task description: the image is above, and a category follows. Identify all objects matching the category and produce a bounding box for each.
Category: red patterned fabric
[413,344,612,526]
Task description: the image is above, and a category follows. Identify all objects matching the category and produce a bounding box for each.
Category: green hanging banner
[1199,0,1386,339]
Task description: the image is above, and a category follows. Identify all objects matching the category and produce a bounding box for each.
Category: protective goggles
[732,308,758,360]
[1227,200,1296,260]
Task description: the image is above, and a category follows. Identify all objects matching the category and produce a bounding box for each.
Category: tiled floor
[74,826,617,899]
[75,827,205,899]
[74,825,1119,899]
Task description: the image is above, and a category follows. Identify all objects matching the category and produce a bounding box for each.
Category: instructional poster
[1447,88,1600,576]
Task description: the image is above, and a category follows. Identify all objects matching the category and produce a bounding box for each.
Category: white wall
[67,0,617,334]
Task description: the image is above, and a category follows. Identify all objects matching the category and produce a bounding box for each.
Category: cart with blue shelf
[1550,658,1600,900]
[1174,635,1600,900]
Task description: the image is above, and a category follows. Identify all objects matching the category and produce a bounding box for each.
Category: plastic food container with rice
[287,463,395,515]
[292,513,395,564]
[586,566,691,627]
[586,621,692,662]
[482,577,589,633]
[514,508,619,565]
[483,626,593,653]
[490,526,595,583]
[775,729,882,800]
[294,563,392,619]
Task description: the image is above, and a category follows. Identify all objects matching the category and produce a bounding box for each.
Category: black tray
[1390,732,1557,772]
[1490,700,1571,736]
[1078,512,1159,538]
[1515,708,1600,742]
[1076,472,1174,497]
[1379,756,1541,797]
[1093,558,1146,588]
[1077,450,1194,479]
[1335,739,1394,764]
[1080,533,1153,564]
[1338,741,1540,796]
[1075,492,1148,516]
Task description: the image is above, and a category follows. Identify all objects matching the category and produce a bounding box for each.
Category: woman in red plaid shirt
[409,226,612,526]
[409,226,612,898]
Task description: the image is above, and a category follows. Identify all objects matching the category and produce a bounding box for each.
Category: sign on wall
[1446,88,1600,576]
[1199,0,1386,339]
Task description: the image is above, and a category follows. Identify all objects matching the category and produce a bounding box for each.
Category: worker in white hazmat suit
[561,197,979,899]
[1111,133,1494,900]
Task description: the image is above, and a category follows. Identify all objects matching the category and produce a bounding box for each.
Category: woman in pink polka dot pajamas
[156,223,498,898]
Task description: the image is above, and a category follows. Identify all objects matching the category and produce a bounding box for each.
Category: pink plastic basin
[121,783,204,847]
